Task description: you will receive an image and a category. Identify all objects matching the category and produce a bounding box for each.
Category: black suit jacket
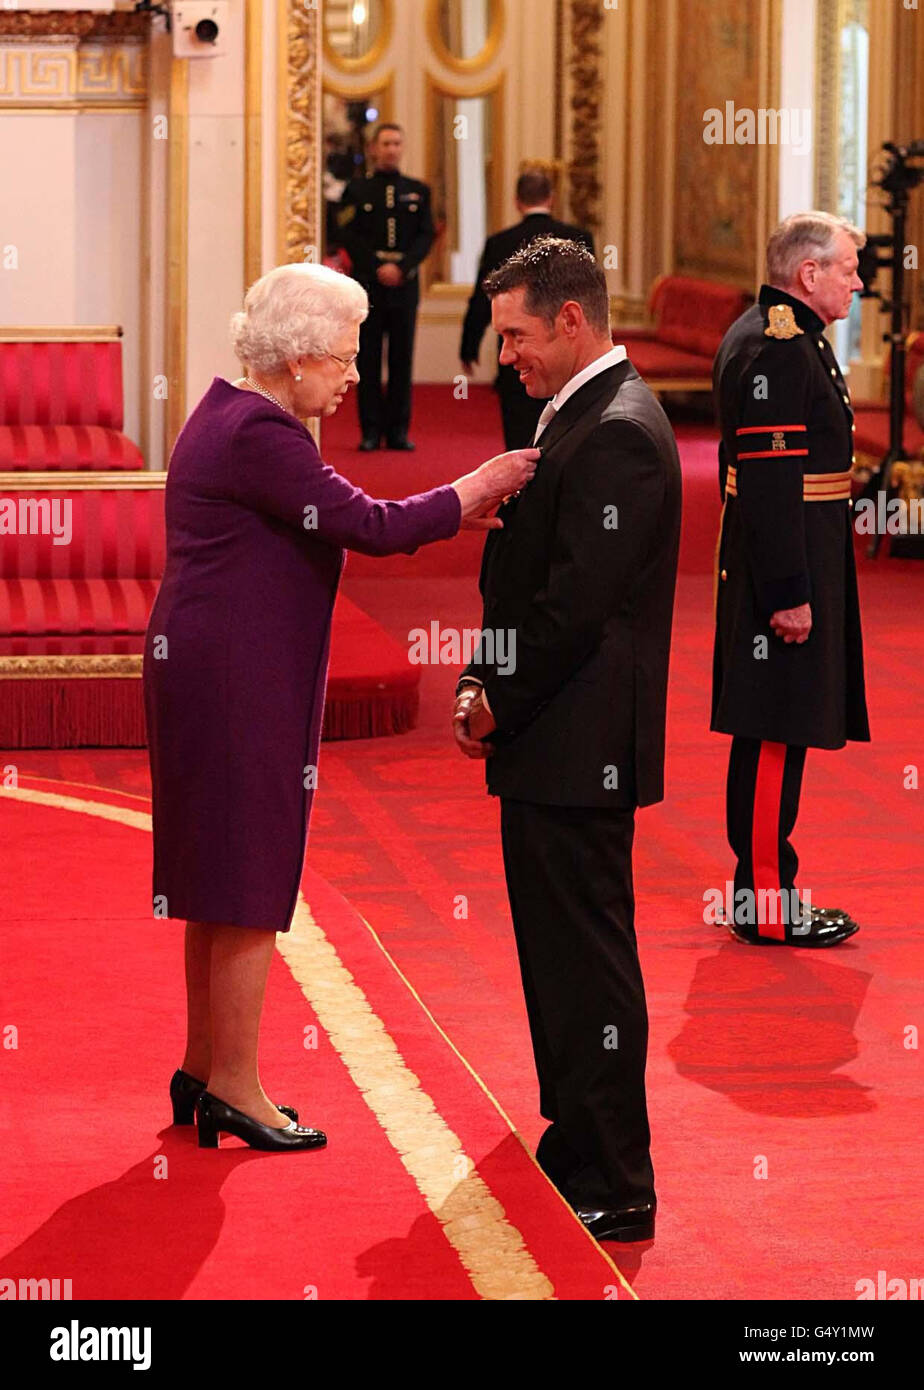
[461,360,682,808]
[459,213,596,372]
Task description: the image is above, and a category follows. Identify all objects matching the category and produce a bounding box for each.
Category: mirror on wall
[324,0,390,69]
[430,0,503,69]
[428,87,498,287]
[322,89,388,262]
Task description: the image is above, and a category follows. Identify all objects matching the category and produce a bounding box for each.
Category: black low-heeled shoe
[169,1069,298,1126]
[195,1090,327,1152]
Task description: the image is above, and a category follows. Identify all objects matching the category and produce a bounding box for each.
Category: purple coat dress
[143,377,460,931]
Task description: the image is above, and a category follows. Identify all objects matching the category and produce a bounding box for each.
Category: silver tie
[532,401,557,445]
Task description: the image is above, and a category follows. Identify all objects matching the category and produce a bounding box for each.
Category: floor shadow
[667,940,875,1115]
[0,1126,269,1299]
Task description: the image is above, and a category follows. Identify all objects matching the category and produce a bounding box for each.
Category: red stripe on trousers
[751,741,787,939]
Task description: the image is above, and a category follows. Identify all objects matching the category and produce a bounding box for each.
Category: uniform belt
[725,466,853,501]
[375,251,403,262]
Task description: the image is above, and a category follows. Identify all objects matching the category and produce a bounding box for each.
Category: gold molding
[321,0,394,76]
[166,57,188,458]
[322,68,395,116]
[423,69,505,295]
[244,0,263,290]
[0,12,151,42]
[425,0,505,75]
[0,654,142,680]
[277,0,322,265]
[0,44,148,107]
[0,471,165,490]
[0,326,123,341]
[554,0,564,165]
[567,0,603,236]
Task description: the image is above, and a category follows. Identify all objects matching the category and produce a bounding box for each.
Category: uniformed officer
[712,211,870,947]
[335,123,435,451]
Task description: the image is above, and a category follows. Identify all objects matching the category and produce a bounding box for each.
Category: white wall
[185,2,246,410]
[778,0,818,221]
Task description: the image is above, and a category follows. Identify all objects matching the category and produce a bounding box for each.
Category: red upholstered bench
[615,274,752,393]
[0,329,144,471]
[851,331,924,465]
[0,472,420,747]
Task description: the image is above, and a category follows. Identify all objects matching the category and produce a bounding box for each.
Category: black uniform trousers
[496,362,546,450]
[726,737,807,936]
[356,280,419,442]
[499,797,655,1209]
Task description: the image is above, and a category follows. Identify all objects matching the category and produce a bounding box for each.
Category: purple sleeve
[226,405,461,556]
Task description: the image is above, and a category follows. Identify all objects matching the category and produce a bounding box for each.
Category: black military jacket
[335,168,435,290]
[711,285,870,749]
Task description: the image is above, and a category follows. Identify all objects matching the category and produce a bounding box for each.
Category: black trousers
[499,797,655,1209]
[726,736,807,935]
[496,363,546,450]
[356,281,419,441]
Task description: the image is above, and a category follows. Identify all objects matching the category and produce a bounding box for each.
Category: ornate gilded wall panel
[277,0,322,264]
[0,10,149,108]
[567,0,603,236]
[672,0,762,283]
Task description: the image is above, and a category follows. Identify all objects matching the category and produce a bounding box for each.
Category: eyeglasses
[326,350,359,368]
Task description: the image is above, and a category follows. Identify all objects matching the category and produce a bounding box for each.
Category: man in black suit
[452,238,682,1243]
[460,171,596,448]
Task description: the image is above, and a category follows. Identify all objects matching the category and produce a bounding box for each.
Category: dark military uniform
[711,285,870,940]
[336,168,435,445]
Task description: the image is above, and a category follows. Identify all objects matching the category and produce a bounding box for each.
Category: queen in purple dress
[143,263,537,1152]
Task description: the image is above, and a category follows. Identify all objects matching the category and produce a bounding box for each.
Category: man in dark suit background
[452,238,682,1243]
[460,170,596,448]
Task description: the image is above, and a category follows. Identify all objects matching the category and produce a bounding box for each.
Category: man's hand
[376,264,403,287]
[770,602,812,644]
[452,688,496,759]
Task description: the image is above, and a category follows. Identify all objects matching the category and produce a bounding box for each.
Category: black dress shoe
[385,435,415,451]
[575,1201,656,1243]
[169,1069,298,1126]
[195,1091,327,1152]
[728,909,859,948]
[359,435,380,451]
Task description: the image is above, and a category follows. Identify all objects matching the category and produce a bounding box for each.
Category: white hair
[229,262,368,373]
[766,211,865,287]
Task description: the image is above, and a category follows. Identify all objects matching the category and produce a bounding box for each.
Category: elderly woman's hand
[452,449,540,531]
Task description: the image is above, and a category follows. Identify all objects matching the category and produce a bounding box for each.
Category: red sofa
[0,331,144,471]
[0,472,421,747]
[851,331,924,465]
[615,274,752,393]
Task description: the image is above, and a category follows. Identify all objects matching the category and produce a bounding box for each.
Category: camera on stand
[859,140,924,559]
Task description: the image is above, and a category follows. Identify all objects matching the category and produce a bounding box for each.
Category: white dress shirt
[533,343,628,443]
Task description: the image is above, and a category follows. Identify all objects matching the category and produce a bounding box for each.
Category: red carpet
[2,383,921,1299]
[0,777,630,1301]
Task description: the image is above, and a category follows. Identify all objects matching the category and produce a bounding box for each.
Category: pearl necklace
[240,377,292,416]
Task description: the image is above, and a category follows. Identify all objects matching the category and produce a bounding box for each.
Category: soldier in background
[460,169,596,449]
[336,123,435,451]
[712,211,870,947]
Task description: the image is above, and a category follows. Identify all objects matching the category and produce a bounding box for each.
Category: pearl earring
[294,373,302,382]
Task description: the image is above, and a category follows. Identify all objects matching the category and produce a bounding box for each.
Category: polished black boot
[359,435,380,451]
[574,1201,656,1243]
[728,908,859,948]
[195,1091,327,1152]
[170,1069,298,1126]
[384,434,415,450]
